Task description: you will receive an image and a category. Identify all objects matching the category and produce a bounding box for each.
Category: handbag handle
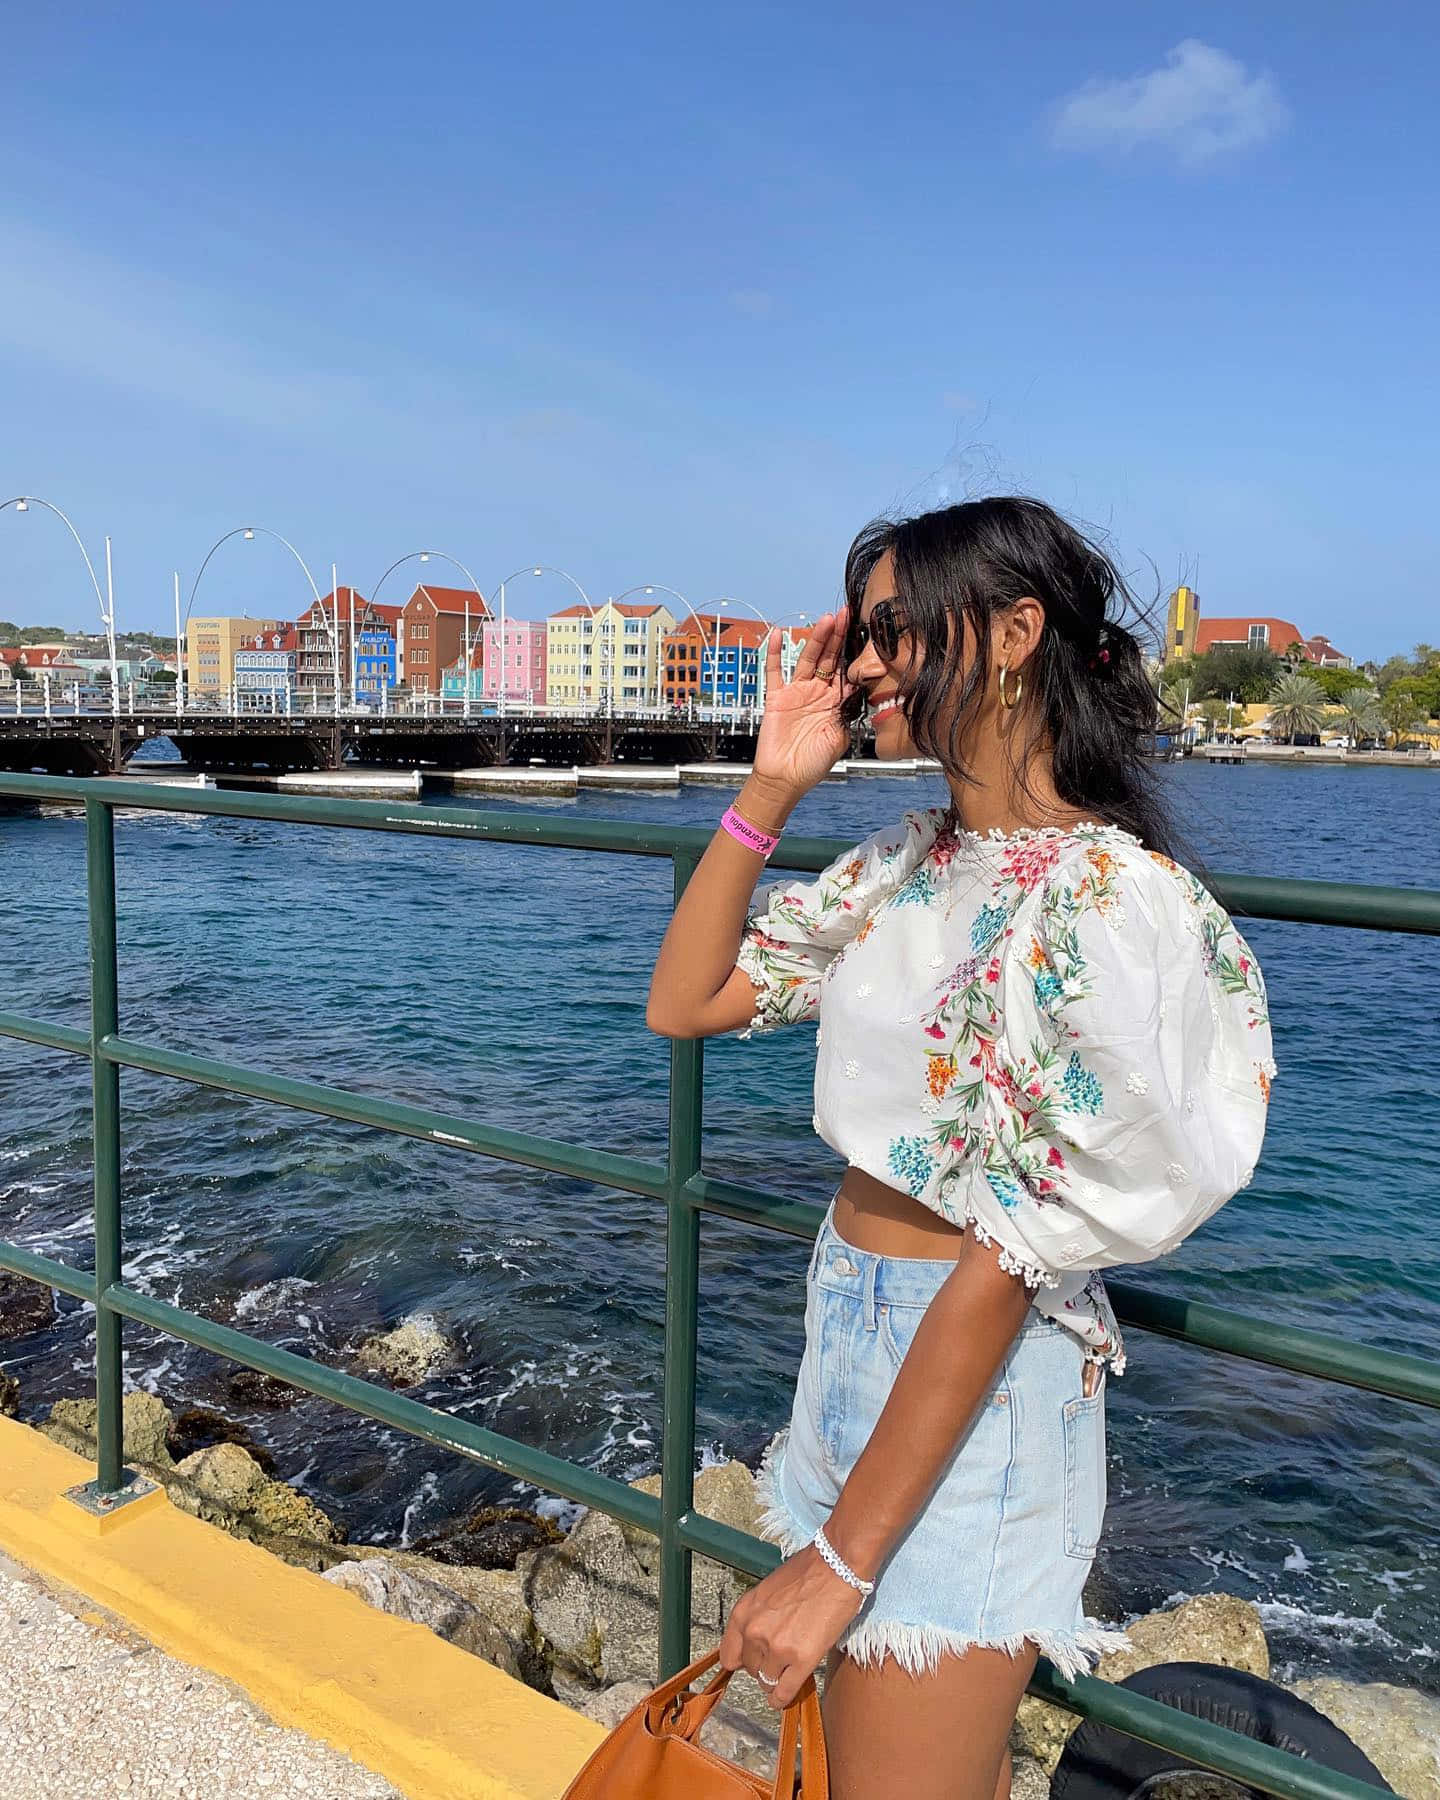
[644,1651,828,1799]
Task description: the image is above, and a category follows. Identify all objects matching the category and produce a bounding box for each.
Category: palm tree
[1198,697,1228,740]
[1381,689,1422,748]
[1265,672,1326,744]
[1337,688,1384,749]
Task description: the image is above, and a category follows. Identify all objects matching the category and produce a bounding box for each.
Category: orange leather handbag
[561,1650,829,1799]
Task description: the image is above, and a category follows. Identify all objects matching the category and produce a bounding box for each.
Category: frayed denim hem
[754,1431,1134,1685]
[753,1428,813,1557]
[840,1616,1133,1682]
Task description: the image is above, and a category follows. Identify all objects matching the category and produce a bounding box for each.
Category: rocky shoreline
[8,1365,1437,1797]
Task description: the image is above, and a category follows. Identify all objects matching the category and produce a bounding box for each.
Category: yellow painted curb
[0,1416,604,1799]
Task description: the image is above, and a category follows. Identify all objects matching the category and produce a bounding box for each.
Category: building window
[1248,624,1269,648]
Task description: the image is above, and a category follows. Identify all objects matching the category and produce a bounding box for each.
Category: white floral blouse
[734,806,1275,1374]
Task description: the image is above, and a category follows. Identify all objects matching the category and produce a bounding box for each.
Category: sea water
[1,758,1437,1690]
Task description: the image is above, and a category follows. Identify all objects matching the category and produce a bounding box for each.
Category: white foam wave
[234,1277,316,1321]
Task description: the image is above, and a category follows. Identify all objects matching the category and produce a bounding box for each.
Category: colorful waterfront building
[440,642,484,702]
[546,601,675,707]
[397,585,491,697]
[233,627,297,704]
[481,618,546,705]
[185,617,282,699]
[294,592,402,704]
[355,609,402,702]
[702,619,769,709]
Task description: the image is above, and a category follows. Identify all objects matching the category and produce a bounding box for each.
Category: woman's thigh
[821,1641,1038,1800]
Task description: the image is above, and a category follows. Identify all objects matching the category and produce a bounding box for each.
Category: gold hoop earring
[998,663,1022,710]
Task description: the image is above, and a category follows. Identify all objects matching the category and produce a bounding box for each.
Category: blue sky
[2,3,1435,660]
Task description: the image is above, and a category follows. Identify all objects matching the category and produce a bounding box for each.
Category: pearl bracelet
[812,1524,875,1597]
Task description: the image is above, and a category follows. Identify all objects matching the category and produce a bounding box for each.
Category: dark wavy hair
[842,496,1182,859]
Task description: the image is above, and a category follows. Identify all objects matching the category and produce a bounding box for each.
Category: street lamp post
[369,549,488,716]
[609,583,691,712]
[701,597,771,731]
[180,526,324,718]
[2,496,120,711]
[477,568,546,720]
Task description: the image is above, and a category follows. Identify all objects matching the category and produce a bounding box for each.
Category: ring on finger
[756,1670,780,1689]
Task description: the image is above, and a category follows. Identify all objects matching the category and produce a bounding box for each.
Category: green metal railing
[2,769,1438,1800]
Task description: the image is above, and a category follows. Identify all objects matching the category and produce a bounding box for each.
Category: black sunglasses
[847,598,913,664]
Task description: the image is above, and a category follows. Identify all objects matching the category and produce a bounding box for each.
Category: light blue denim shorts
[755,1204,1131,1680]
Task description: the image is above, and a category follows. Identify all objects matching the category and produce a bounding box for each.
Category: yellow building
[1163,586,1200,665]
[185,616,281,698]
[545,600,677,706]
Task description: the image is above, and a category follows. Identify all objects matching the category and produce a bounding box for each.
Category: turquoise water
[2,759,1438,1690]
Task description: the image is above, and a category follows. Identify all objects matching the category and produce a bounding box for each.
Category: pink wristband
[721,802,782,859]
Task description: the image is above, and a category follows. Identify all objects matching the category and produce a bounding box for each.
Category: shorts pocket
[877,1299,929,1371]
[1062,1390,1106,1559]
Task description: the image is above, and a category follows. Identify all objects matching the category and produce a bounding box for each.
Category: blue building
[700,623,764,707]
[355,608,400,702]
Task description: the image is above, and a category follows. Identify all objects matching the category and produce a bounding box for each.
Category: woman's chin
[872,713,916,760]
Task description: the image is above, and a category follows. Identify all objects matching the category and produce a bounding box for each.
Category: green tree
[1198,697,1229,740]
[1266,672,1326,744]
[1188,645,1284,704]
[1337,689,1384,748]
[1381,688,1422,747]
[1312,665,1368,702]
[1374,654,1413,694]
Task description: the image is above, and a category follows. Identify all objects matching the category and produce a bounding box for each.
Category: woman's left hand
[717,1544,867,1709]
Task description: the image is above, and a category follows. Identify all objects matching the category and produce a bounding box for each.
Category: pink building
[481,618,547,703]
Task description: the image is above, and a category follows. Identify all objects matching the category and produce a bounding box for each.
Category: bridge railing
[1,769,1437,1800]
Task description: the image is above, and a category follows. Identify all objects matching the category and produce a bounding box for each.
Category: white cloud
[1051,39,1289,165]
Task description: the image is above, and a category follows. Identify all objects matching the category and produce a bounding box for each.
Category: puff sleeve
[954,843,1275,1285]
[735,808,943,1037]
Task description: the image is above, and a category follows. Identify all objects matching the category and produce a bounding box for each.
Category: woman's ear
[997,596,1046,671]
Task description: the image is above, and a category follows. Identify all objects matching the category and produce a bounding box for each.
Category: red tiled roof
[403,584,491,617]
[298,589,368,624]
[1195,617,1305,654]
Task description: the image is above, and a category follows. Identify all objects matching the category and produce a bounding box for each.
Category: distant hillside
[0,622,177,655]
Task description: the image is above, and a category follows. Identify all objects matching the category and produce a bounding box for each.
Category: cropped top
[734,807,1275,1373]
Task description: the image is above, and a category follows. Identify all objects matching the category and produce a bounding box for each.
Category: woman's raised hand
[752,608,857,800]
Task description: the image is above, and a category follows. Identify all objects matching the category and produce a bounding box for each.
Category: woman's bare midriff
[832,1165,967,1259]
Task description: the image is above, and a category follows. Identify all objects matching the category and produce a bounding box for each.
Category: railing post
[85,797,125,1495]
[658,851,704,1679]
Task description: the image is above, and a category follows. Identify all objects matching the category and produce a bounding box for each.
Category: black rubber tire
[1049,1661,1392,1800]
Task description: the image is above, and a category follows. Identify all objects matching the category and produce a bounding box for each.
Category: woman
[646,498,1274,1800]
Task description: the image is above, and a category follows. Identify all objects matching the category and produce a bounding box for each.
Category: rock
[41,1392,176,1470]
[323,1558,525,1680]
[519,1509,657,1687]
[0,1274,56,1342]
[1008,1755,1052,1800]
[1011,1594,1269,1773]
[352,1314,451,1387]
[1097,1593,1269,1687]
[0,1371,18,1418]
[580,1678,652,1729]
[174,1442,268,1511]
[1291,1677,1440,1800]
[248,1478,343,1547]
[168,1406,276,1475]
[226,1370,302,1409]
[625,1460,760,1630]
[414,1504,561,1569]
[169,1439,342,1555]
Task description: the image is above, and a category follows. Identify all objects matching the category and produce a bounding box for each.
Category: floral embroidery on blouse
[734,808,1275,1374]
